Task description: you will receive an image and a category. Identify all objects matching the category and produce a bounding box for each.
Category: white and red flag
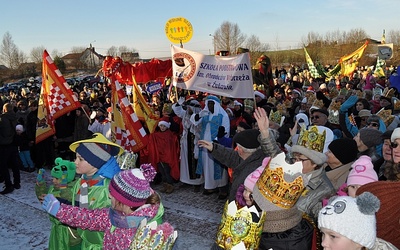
[36,50,81,143]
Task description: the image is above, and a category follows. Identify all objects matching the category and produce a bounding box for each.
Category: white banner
[171,45,254,98]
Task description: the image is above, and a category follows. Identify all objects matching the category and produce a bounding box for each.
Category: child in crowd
[15,124,35,172]
[346,155,378,197]
[235,158,268,208]
[42,164,168,250]
[318,192,397,249]
[36,158,80,250]
[148,120,180,194]
[67,133,124,250]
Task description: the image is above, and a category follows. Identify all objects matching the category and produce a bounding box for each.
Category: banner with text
[171,45,254,98]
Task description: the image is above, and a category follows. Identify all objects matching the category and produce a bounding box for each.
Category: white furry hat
[318,192,380,249]
[158,121,171,129]
[254,90,265,99]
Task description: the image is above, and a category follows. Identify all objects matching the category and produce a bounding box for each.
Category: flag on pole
[131,76,159,133]
[36,50,81,143]
[339,41,369,77]
[110,80,148,152]
[304,48,321,78]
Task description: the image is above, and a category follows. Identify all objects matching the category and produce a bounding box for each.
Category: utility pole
[209,34,216,55]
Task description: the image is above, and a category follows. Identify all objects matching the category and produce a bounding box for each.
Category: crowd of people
[1,62,400,249]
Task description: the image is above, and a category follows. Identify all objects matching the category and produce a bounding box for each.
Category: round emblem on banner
[165,17,193,44]
[172,52,196,83]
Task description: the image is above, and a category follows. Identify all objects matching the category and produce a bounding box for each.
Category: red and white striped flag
[36,50,81,143]
[110,80,148,152]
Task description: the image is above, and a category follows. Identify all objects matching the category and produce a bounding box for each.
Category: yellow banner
[339,41,369,77]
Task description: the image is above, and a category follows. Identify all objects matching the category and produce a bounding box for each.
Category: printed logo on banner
[146,82,163,94]
[173,52,196,83]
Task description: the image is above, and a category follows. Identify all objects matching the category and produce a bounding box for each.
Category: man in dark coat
[198,129,267,201]
[0,103,22,194]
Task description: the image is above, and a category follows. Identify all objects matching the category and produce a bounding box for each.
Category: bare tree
[345,28,369,44]
[70,46,86,53]
[213,21,246,54]
[107,46,118,56]
[302,31,323,47]
[118,46,130,54]
[388,30,400,45]
[51,49,62,59]
[245,35,270,52]
[0,31,21,69]
[31,46,45,64]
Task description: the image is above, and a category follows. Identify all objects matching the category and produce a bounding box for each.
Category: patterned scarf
[76,175,104,209]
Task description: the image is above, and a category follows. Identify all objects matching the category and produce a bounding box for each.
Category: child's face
[159,124,168,132]
[347,184,361,198]
[16,130,23,135]
[74,153,98,176]
[243,187,254,206]
[320,227,363,250]
[52,177,61,186]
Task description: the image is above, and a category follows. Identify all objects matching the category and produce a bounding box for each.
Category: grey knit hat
[359,128,383,148]
[291,145,327,166]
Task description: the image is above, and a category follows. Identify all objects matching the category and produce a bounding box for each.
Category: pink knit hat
[109,164,156,207]
[347,155,378,186]
[244,157,269,191]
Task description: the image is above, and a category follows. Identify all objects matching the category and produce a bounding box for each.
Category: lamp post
[209,34,216,55]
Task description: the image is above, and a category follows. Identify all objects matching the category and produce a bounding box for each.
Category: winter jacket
[296,168,335,221]
[56,202,161,250]
[325,161,354,192]
[0,112,17,145]
[211,144,267,201]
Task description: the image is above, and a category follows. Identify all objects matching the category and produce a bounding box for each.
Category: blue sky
[1,0,398,60]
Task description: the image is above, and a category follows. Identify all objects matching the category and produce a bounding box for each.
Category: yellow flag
[339,41,369,77]
[131,77,159,133]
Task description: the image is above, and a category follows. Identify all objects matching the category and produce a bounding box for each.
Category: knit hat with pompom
[109,163,156,207]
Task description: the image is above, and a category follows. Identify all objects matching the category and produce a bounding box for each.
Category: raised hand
[254,107,269,138]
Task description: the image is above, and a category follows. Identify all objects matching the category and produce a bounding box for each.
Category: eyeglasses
[290,157,311,163]
[390,142,399,149]
[367,122,379,128]
[311,116,320,120]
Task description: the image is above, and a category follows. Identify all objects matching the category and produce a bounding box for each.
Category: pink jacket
[56,203,159,250]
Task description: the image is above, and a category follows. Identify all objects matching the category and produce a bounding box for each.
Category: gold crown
[297,125,326,153]
[267,96,276,105]
[162,103,172,114]
[328,101,341,111]
[306,94,316,105]
[257,166,305,209]
[305,91,315,100]
[276,103,286,114]
[130,219,178,250]
[283,99,292,109]
[339,88,348,96]
[244,99,254,110]
[382,87,395,99]
[394,98,400,111]
[376,108,394,126]
[373,87,383,96]
[311,99,324,109]
[269,109,282,124]
[216,201,266,250]
[329,88,339,99]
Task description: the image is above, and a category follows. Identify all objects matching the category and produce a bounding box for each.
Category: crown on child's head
[216,201,266,249]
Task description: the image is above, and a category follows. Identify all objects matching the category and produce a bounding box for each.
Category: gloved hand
[36,168,46,185]
[177,96,185,105]
[42,194,61,216]
[339,95,358,113]
[199,110,209,118]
